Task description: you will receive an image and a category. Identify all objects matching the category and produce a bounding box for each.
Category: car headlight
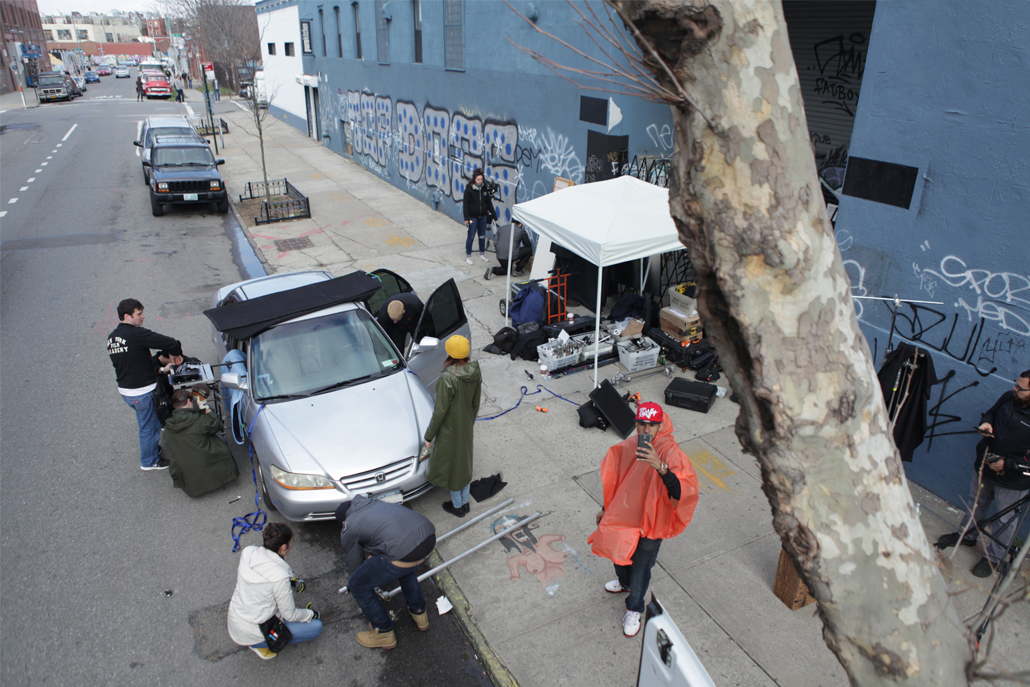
[157,182,168,191]
[209,180,221,190]
[270,464,334,490]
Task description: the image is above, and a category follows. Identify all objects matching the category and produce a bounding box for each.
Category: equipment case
[664,378,718,414]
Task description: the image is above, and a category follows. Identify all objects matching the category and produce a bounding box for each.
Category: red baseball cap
[635,402,664,424]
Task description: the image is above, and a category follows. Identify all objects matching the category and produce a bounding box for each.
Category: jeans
[614,536,662,613]
[349,555,425,632]
[450,483,471,508]
[121,391,161,467]
[465,217,488,256]
[960,474,1029,564]
[251,618,323,648]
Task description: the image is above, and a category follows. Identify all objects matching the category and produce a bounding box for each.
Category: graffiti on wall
[812,32,867,118]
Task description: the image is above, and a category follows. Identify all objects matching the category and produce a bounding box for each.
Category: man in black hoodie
[942,370,1030,577]
[107,298,184,470]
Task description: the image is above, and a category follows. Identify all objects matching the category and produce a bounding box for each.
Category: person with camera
[227,523,323,660]
[588,403,699,637]
[939,370,1030,577]
[484,221,532,280]
[462,169,497,265]
[107,298,184,471]
[337,495,436,650]
[163,387,240,498]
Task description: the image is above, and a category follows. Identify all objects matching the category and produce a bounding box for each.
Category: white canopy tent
[509,175,683,387]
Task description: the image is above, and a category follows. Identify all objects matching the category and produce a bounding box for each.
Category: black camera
[483,180,500,197]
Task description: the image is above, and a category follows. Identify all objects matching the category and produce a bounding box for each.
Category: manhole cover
[274,236,314,252]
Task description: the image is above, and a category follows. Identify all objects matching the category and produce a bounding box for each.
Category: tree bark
[609,1,972,683]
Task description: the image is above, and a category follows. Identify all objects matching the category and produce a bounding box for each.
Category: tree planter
[239,178,311,225]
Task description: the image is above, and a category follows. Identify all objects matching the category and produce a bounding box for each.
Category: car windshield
[250,309,403,399]
[38,76,64,86]
[153,147,215,166]
[147,127,192,146]
[145,74,166,82]
[86,71,98,76]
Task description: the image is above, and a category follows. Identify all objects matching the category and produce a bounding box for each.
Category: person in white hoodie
[227,523,323,659]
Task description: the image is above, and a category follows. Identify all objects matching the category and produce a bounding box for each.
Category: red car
[96,64,113,76]
[143,73,172,99]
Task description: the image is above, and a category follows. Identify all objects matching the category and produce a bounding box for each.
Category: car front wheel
[142,166,149,186]
[216,198,229,213]
[150,192,164,217]
[259,465,279,513]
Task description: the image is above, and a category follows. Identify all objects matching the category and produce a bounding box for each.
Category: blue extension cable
[231,405,268,552]
[476,384,579,421]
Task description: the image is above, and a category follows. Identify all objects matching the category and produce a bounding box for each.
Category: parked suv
[36,71,78,102]
[144,136,228,216]
[134,116,199,184]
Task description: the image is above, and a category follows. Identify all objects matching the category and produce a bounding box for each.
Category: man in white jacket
[227,523,322,659]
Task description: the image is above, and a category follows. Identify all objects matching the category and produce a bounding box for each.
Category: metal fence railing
[239,178,311,225]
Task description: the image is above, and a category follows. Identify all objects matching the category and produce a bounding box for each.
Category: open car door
[407,278,470,396]
[365,268,414,316]
[637,595,716,687]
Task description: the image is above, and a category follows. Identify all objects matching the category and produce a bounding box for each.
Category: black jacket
[876,343,938,462]
[462,183,495,221]
[339,496,436,573]
[375,292,424,334]
[974,390,1030,490]
[107,323,182,390]
[494,223,532,261]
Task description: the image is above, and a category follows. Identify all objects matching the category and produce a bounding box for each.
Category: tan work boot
[409,608,429,631]
[356,627,397,649]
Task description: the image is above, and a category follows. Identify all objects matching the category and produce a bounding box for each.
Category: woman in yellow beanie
[422,335,482,517]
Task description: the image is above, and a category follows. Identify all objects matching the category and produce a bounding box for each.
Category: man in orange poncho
[588,402,699,637]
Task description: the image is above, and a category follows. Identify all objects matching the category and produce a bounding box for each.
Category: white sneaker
[604,580,629,594]
[465,256,473,265]
[479,254,490,262]
[622,610,641,637]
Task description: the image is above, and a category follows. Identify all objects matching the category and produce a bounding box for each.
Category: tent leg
[594,263,603,388]
[505,224,516,327]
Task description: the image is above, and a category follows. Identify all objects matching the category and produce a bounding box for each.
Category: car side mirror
[216,159,225,166]
[410,336,439,356]
[219,371,248,391]
[134,140,142,147]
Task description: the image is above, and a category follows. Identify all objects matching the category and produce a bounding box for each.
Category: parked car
[72,75,87,93]
[36,71,77,102]
[84,70,100,83]
[134,115,200,184]
[114,65,130,78]
[144,135,227,216]
[207,269,471,522]
[142,72,172,99]
[96,64,112,76]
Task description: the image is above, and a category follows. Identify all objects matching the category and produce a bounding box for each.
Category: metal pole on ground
[435,497,514,544]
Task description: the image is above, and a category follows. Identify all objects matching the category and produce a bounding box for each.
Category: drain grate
[274,236,314,252]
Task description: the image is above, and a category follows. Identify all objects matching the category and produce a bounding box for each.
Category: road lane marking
[27,177,35,182]
[46,156,53,160]
[40,162,48,166]
[0,211,6,217]
[184,104,195,117]
[61,124,77,141]
[56,143,62,147]
[34,169,42,173]
[8,198,18,204]
[19,186,28,191]
[51,149,57,153]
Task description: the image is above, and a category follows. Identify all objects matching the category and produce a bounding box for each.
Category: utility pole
[202,66,218,154]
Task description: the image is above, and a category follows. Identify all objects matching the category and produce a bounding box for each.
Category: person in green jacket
[423,335,482,518]
[164,388,240,497]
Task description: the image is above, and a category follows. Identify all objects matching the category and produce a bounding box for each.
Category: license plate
[377,491,403,504]
[183,193,198,201]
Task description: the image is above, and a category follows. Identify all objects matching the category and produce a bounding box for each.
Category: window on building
[105,32,113,42]
[44,30,54,40]
[444,0,463,71]
[353,3,362,59]
[76,29,88,40]
[285,42,295,56]
[268,42,276,55]
[412,0,422,64]
[334,6,342,57]
[300,19,313,53]
[319,8,326,57]
[57,29,71,39]
[375,0,389,63]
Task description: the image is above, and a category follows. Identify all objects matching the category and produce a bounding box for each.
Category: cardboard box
[660,307,701,341]
[667,285,697,316]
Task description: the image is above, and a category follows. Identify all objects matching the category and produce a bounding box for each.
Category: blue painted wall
[837,1,1029,506]
[296,0,675,228]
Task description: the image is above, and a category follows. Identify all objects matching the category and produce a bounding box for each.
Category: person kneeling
[164,388,239,497]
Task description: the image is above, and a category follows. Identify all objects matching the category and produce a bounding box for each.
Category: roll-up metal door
[783,1,876,191]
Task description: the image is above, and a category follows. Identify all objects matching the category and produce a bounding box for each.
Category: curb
[428,549,520,687]
[227,192,271,272]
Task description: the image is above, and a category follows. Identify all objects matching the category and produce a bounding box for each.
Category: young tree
[513,1,974,683]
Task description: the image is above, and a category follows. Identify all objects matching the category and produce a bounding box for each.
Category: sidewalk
[0,88,40,112]
[211,107,1027,686]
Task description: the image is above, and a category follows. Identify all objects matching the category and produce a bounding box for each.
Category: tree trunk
[610,1,972,683]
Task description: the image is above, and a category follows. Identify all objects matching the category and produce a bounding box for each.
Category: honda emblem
[374,472,386,483]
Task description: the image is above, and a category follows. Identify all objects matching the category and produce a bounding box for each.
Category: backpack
[509,286,545,327]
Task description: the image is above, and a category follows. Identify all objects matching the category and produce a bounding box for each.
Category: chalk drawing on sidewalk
[492,514,569,595]
[689,448,737,493]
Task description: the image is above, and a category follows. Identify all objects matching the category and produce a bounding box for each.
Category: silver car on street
[207,269,471,521]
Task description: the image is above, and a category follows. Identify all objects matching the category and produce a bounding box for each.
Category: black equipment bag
[648,329,691,365]
[664,378,718,414]
[577,400,610,431]
[259,615,292,653]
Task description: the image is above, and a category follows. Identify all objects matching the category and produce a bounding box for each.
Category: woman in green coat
[423,335,482,517]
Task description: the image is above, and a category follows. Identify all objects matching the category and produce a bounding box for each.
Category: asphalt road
[0,73,490,686]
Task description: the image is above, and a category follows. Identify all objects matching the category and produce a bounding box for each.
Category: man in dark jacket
[941,370,1030,577]
[107,298,184,470]
[484,221,532,280]
[164,389,239,497]
[374,292,424,352]
[338,496,436,649]
[462,168,496,265]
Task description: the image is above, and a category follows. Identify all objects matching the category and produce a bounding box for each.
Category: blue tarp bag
[509,285,545,326]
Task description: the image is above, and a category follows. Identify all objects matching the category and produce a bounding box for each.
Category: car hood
[146,79,169,87]
[151,165,220,181]
[259,370,427,480]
